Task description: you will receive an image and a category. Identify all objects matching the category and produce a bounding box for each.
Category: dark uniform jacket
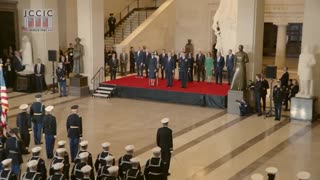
[42,114,57,136]
[71,162,94,180]
[66,113,83,139]
[16,112,32,134]
[27,156,47,180]
[30,102,45,124]
[96,165,112,180]
[5,137,23,165]
[49,156,69,178]
[94,151,114,171]
[144,157,166,180]
[48,173,65,180]
[74,150,94,168]
[21,171,42,180]
[0,169,17,180]
[164,57,175,72]
[102,176,118,180]
[54,151,70,167]
[156,127,173,151]
[125,168,144,180]
[118,154,133,177]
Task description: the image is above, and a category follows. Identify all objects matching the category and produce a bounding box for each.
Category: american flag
[35,17,41,28]
[0,66,8,132]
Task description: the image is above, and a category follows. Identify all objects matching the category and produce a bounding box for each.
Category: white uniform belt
[70,126,79,128]
[33,113,42,115]
[9,150,18,154]
[149,172,162,175]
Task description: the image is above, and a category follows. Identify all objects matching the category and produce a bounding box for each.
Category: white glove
[29,131,32,134]
[43,134,45,137]
[54,136,57,139]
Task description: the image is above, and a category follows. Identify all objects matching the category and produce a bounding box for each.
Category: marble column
[274,23,288,69]
[300,0,320,113]
[236,0,264,81]
[77,0,104,89]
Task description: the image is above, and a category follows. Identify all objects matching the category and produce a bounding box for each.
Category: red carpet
[103,75,230,96]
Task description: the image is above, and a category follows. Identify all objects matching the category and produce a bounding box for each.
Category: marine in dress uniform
[71,152,94,180]
[105,166,119,180]
[43,106,57,159]
[95,142,115,172]
[0,159,17,180]
[273,81,284,121]
[27,147,47,180]
[97,156,114,180]
[66,105,83,162]
[179,53,190,88]
[5,128,23,177]
[156,118,173,176]
[48,163,65,180]
[50,148,69,179]
[144,147,166,180]
[74,141,94,168]
[165,52,175,87]
[125,158,144,180]
[21,160,42,180]
[30,94,45,145]
[118,145,135,179]
[16,104,31,152]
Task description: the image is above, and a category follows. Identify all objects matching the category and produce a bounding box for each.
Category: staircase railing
[91,67,105,93]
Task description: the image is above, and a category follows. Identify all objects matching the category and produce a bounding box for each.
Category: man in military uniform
[49,148,69,178]
[48,163,65,180]
[74,141,94,167]
[95,142,115,171]
[273,81,284,121]
[71,152,94,180]
[125,158,144,180]
[0,159,17,180]
[30,94,45,145]
[22,160,42,180]
[156,118,173,176]
[97,155,114,180]
[68,43,74,70]
[179,52,190,88]
[43,105,57,159]
[66,105,83,162]
[5,128,23,177]
[27,147,47,180]
[144,147,166,180]
[16,104,31,153]
[118,145,135,179]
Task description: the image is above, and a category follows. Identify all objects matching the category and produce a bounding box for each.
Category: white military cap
[19,104,28,110]
[32,147,42,153]
[81,165,92,173]
[107,166,119,173]
[80,141,88,147]
[101,142,111,148]
[79,152,89,159]
[53,163,64,170]
[152,147,161,154]
[56,148,66,154]
[265,167,278,174]
[130,157,140,164]
[1,159,12,166]
[125,145,135,151]
[297,171,311,180]
[45,105,54,112]
[251,173,264,180]
[58,140,66,146]
[161,118,170,124]
[104,155,114,162]
[27,160,38,168]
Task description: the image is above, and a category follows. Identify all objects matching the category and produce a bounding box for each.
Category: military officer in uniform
[30,94,45,145]
[144,147,166,180]
[74,141,94,168]
[22,160,42,180]
[106,166,119,180]
[95,142,115,171]
[27,147,47,180]
[43,105,57,159]
[71,152,94,180]
[49,148,69,178]
[66,105,83,162]
[5,128,23,177]
[81,165,93,180]
[16,104,31,152]
[97,155,114,180]
[273,81,284,121]
[118,145,135,179]
[48,163,65,180]
[125,158,144,180]
[0,159,17,180]
[179,52,190,88]
[156,118,173,176]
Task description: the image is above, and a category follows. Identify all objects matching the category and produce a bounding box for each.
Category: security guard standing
[97,155,114,180]
[21,160,42,180]
[125,158,144,180]
[66,105,83,162]
[5,128,23,177]
[156,118,173,176]
[27,147,47,180]
[179,52,190,88]
[16,104,31,152]
[71,152,94,180]
[0,159,17,180]
[273,81,283,121]
[95,142,115,171]
[48,163,65,180]
[118,145,135,179]
[144,147,166,180]
[30,94,45,145]
[49,148,69,178]
[43,105,57,159]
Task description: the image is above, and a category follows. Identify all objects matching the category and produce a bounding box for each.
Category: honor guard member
[0,159,17,180]
[71,152,94,180]
[97,156,114,180]
[22,160,42,180]
[54,140,70,164]
[74,141,93,167]
[95,142,115,171]
[156,118,173,176]
[16,104,32,152]
[81,165,92,180]
[106,166,119,180]
[144,147,166,180]
[66,105,83,162]
[273,81,284,121]
[49,148,69,178]
[5,128,23,176]
[48,163,65,180]
[265,167,278,180]
[30,94,45,145]
[27,147,47,180]
[43,105,57,159]
[125,158,144,180]
[118,145,135,179]
[297,171,311,180]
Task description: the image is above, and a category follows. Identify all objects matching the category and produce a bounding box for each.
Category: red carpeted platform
[103,75,230,96]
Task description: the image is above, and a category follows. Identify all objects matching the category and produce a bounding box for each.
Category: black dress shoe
[167,173,171,176]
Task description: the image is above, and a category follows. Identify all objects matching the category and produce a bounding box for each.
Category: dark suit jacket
[215,56,225,71]
[164,57,175,72]
[159,53,167,68]
[34,64,45,75]
[135,51,144,65]
[143,52,151,66]
[226,54,235,70]
[12,55,24,72]
[109,58,118,70]
[156,127,173,151]
[280,72,289,87]
[196,54,205,67]
[261,79,269,96]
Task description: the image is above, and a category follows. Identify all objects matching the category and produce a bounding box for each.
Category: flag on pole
[0,65,8,133]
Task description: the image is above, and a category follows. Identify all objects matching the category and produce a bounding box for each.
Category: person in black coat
[187,53,194,82]
[22,160,42,180]
[135,47,144,78]
[30,94,45,145]
[0,159,17,180]
[5,129,23,177]
[159,49,167,80]
[16,104,31,153]
[226,49,235,85]
[34,58,46,92]
[43,106,57,159]
[165,52,175,87]
[130,47,136,73]
[260,74,269,112]
[110,53,118,80]
[214,52,225,84]
[144,147,166,180]
[125,158,144,180]
[56,63,67,97]
[273,81,284,120]
[279,67,289,88]
[48,162,65,180]
[143,49,151,78]
[118,145,135,179]
[156,118,173,176]
[107,13,116,37]
[179,52,190,88]
[27,147,47,180]
[195,49,205,82]
[253,74,263,116]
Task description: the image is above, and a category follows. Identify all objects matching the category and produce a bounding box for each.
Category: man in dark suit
[279,67,289,88]
[180,52,190,88]
[159,49,167,80]
[12,51,24,72]
[156,118,173,176]
[215,52,225,84]
[226,49,235,85]
[120,49,128,76]
[135,47,144,78]
[273,81,283,120]
[110,53,118,80]
[129,47,136,73]
[165,52,175,87]
[107,13,116,37]
[195,49,205,82]
[253,74,263,116]
[144,49,151,78]
[34,58,46,92]
[187,53,194,82]
[261,74,269,112]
